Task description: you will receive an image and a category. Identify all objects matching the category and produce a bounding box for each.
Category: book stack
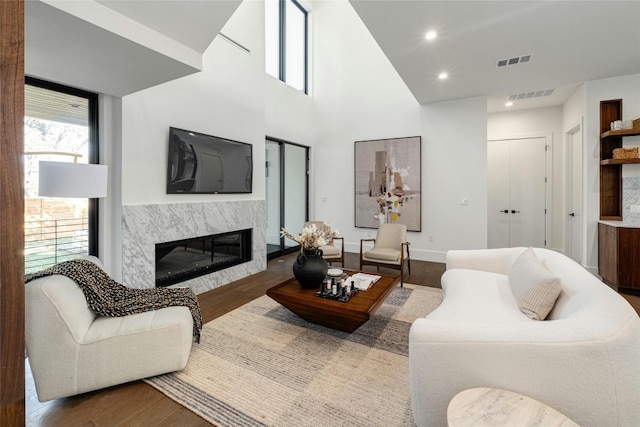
[348,273,381,291]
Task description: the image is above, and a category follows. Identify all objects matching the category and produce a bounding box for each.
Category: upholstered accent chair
[25,256,194,401]
[304,221,345,266]
[359,223,411,285]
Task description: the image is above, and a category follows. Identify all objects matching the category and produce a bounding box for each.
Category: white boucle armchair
[26,256,194,401]
[409,247,640,427]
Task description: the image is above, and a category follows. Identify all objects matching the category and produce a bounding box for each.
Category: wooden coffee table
[266,271,400,332]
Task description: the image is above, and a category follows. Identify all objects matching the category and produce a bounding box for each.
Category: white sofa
[409,247,640,427]
[26,256,194,401]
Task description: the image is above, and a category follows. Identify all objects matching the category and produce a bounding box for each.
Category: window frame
[275,0,309,94]
[265,136,310,260]
[25,76,101,257]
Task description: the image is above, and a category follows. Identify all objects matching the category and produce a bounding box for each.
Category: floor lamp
[38,161,108,198]
[38,160,108,259]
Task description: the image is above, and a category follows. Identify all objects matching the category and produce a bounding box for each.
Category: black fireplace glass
[155,229,252,287]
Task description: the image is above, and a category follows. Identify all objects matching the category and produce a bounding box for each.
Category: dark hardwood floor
[26,252,639,426]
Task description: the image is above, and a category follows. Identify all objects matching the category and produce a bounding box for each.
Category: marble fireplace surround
[122,200,266,294]
[623,177,640,223]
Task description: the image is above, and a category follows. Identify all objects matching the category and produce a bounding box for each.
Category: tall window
[24,77,99,275]
[266,0,308,94]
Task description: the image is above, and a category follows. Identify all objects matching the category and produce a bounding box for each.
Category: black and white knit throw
[27,259,202,343]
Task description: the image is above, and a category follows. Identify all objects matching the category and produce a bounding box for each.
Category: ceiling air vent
[497,54,533,68]
[507,89,555,102]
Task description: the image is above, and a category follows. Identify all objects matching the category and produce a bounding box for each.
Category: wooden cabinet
[598,222,640,292]
[599,99,640,220]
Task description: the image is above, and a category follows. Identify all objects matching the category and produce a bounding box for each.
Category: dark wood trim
[599,99,623,219]
[0,0,25,424]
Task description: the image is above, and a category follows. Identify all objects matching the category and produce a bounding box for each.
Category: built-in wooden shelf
[599,99,638,220]
[601,158,640,165]
[601,129,640,138]
[601,215,624,221]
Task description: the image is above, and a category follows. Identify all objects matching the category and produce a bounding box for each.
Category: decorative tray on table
[316,269,359,302]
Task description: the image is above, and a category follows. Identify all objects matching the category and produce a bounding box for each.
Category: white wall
[121,0,266,206]
[584,73,640,270]
[487,76,640,274]
[33,0,640,281]
[265,75,315,145]
[562,85,586,140]
[310,0,420,253]
[74,0,635,277]
[115,0,267,286]
[263,1,315,249]
[421,97,489,258]
[310,0,488,263]
[488,106,563,252]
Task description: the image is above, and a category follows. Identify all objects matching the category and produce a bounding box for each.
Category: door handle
[569,212,575,217]
[511,210,520,214]
[498,209,509,213]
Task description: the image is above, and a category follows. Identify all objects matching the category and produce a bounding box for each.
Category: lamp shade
[38,161,108,198]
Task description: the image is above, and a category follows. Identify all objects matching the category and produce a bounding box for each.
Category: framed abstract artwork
[354,136,421,231]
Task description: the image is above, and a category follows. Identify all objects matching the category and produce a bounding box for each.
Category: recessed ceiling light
[505,101,513,107]
[438,72,448,80]
[425,30,438,41]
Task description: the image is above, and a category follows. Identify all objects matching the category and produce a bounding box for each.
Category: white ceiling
[349,0,640,112]
[95,0,241,53]
[25,0,640,107]
[25,0,242,97]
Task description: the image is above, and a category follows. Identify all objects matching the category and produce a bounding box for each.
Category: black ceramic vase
[293,249,328,289]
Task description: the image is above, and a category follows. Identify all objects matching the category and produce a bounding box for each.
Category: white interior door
[509,138,547,247]
[488,140,511,248]
[566,125,583,263]
[488,137,547,248]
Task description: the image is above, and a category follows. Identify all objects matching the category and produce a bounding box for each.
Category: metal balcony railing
[24,217,89,275]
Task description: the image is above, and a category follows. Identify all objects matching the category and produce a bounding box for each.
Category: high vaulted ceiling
[25,0,242,97]
[95,0,241,53]
[349,0,640,111]
[26,0,640,109]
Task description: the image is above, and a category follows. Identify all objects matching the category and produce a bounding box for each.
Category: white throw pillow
[508,248,562,320]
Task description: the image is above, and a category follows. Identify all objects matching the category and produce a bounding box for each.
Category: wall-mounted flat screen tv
[167,127,253,194]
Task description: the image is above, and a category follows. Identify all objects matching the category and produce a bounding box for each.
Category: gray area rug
[144,284,443,427]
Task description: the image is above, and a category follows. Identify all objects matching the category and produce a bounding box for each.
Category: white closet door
[488,137,547,248]
[488,140,511,248]
[509,138,547,247]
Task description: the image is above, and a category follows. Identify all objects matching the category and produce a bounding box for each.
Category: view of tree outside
[24,85,90,275]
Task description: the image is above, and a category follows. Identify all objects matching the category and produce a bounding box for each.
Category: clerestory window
[266,0,308,94]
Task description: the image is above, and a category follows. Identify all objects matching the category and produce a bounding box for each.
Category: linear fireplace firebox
[155,229,252,287]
